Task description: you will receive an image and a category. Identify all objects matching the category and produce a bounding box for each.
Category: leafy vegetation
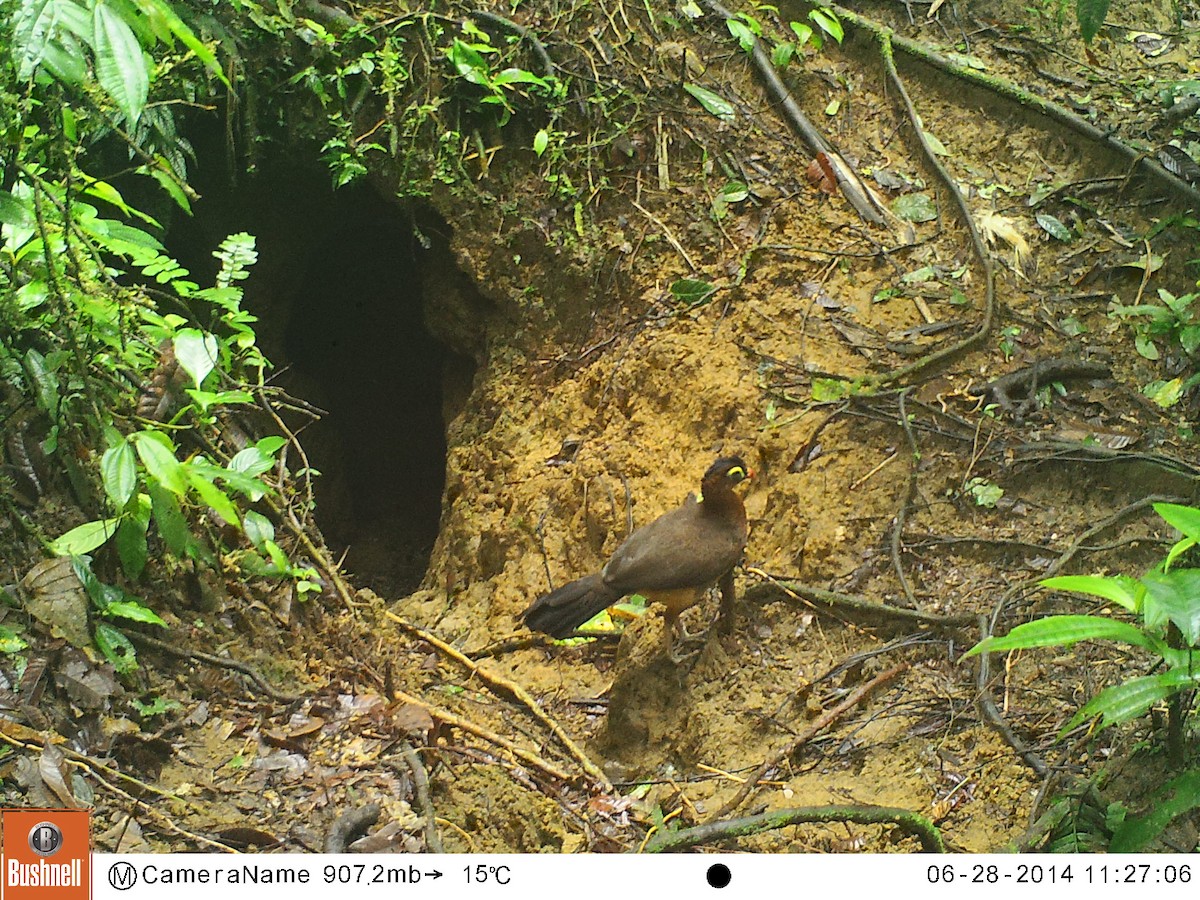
[966,503,1200,763]
[0,0,317,670]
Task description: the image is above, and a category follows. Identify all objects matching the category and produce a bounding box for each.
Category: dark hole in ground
[165,146,477,597]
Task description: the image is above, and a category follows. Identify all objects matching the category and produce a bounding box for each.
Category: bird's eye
[728,466,745,480]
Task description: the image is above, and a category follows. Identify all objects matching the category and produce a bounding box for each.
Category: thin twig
[391,689,576,784]
[401,742,444,852]
[744,569,977,628]
[708,664,907,821]
[891,388,918,605]
[126,631,303,703]
[646,803,943,852]
[386,612,612,791]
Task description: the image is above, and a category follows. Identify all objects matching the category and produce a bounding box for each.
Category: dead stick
[708,664,907,821]
[386,612,612,791]
[401,742,444,852]
[392,689,576,784]
[648,803,943,853]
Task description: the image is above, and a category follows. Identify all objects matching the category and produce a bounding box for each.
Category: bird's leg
[716,569,737,636]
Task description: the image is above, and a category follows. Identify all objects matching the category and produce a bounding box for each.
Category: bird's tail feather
[522,574,622,639]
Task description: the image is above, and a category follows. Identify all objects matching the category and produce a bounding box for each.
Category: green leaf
[892,192,937,223]
[116,495,150,578]
[683,83,735,122]
[533,128,549,157]
[1065,668,1199,732]
[186,467,240,527]
[94,622,138,673]
[1035,213,1074,241]
[128,0,227,84]
[148,479,189,555]
[24,348,60,417]
[243,510,274,550]
[963,614,1168,659]
[132,430,187,496]
[771,41,795,69]
[1110,769,1200,852]
[808,8,844,44]
[102,599,166,626]
[1156,503,1200,543]
[228,446,275,479]
[811,378,848,402]
[1076,0,1111,42]
[0,190,34,230]
[789,21,814,47]
[727,18,757,52]
[101,441,137,509]
[49,518,120,555]
[0,625,29,654]
[1140,568,1200,646]
[1040,574,1143,613]
[173,328,218,388]
[669,278,718,306]
[93,0,151,125]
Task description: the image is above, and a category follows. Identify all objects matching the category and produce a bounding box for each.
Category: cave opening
[165,149,477,597]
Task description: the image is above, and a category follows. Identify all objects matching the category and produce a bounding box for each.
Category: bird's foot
[666,620,707,665]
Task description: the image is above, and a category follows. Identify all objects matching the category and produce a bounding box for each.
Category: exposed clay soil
[5,0,1200,855]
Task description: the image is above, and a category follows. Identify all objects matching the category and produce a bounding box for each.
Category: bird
[522,456,752,646]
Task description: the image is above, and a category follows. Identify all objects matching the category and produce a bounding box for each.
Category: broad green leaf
[0,190,34,230]
[128,0,227,84]
[492,68,549,89]
[1035,213,1074,241]
[24,348,60,417]
[727,18,756,52]
[228,446,275,478]
[0,625,29,654]
[132,430,187,495]
[186,467,239,527]
[11,0,74,79]
[148,479,189,555]
[533,129,549,157]
[116,495,150,578]
[809,8,844,44]
[49,518,120,555]
[1155,503,1200,543]
[789,21,814,46]
[811,378,848,402]
[963,614,1168,658]
[669,278,717,306]
[771,41,795,69]
[256,436,287,456]
[243,510,274,550]
[1140,568,1200,646]
[1110,769,1200,852]
[1041,574,1142,613]
[102,599,166,626]
[94,622,138,673]
[1065,668,1199,732]
[101,441,137,508]
[72,555,121,609]
[683,83,735,122]
[892,192,937,223]
[93,0,150,125]
[173,328,218,388]
[1076,0,1111,42]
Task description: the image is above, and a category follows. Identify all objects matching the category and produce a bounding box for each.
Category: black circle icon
[28,821,63,857]
[706,863,732,888]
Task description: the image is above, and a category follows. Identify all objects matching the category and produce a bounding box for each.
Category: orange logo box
[1,809,90,900]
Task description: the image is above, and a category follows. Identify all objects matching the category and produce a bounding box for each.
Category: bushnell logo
[27,822,64,857]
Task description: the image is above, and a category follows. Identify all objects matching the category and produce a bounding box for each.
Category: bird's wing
[600,501,746,594]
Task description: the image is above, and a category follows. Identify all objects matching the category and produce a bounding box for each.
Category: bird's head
[704,456,753,488]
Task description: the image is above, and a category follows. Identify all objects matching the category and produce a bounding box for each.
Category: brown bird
[522,456,752,642]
